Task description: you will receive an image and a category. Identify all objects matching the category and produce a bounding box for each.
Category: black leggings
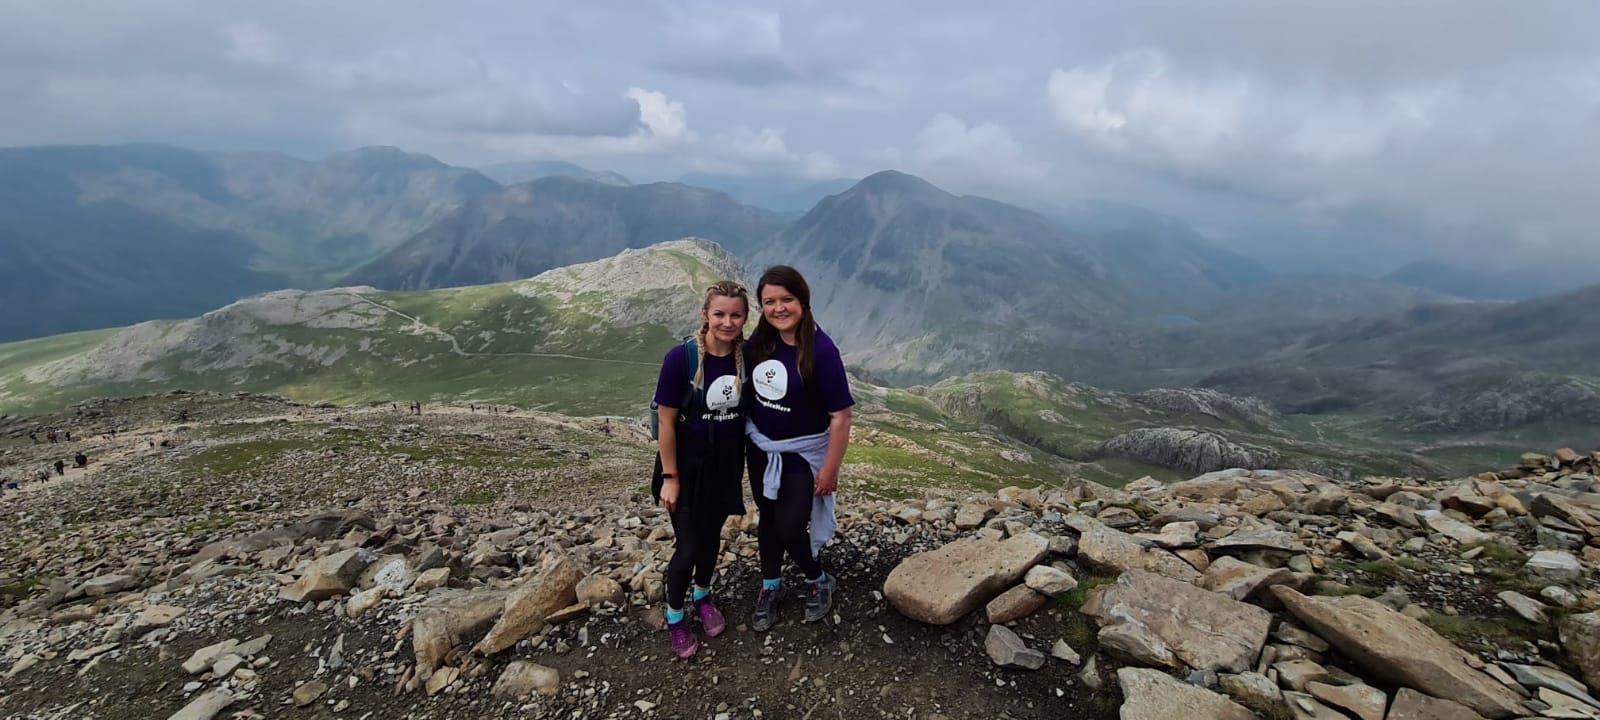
[755,466,823,581]
[666,509,730,610]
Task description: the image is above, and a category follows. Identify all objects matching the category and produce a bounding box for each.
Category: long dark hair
[749,265,818,389]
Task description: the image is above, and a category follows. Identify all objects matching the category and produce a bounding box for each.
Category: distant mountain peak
[849,170,948,199]
[323,146,448,172]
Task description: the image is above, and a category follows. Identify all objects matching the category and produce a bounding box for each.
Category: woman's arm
[814,406,853,496]
[657,405,681,511]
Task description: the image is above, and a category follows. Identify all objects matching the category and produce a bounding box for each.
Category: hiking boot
[751,586,784,632]
[667,617,698,659]
[803,574,836,624]
[694,596,727,637]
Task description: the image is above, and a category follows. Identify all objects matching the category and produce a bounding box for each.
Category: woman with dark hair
[653,280,752,659]
[744,265,855,630]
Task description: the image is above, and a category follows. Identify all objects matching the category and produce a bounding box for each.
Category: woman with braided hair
[652,280,751,659]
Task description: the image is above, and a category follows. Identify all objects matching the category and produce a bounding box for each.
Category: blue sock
[692,587,709,602]
[666,607,686,624]
[762,577,781,591]
[806,571,828,585]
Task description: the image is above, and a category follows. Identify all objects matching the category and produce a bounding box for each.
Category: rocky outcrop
[1117,667,1257,720]
[1098,428,1276,474]
[1083,570,1271,674]
[883,533,1049,625]
[1271,588,1528,718]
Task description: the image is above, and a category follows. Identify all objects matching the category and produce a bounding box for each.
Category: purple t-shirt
[748,329,855,440]
[654,345,745,443]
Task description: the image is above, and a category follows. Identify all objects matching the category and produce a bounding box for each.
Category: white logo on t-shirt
[705,374,740,411]
[752,359,788,401]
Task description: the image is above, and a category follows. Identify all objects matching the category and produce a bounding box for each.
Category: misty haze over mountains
[5,140,1590,346]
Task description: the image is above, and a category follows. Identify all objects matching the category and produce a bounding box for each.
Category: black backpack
[648,337,700,441]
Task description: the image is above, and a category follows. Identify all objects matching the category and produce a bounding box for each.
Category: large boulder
[493,661,561,699]
[1417,511,1494,546]
[1558,610,1600,694]
[474,551,583,656]
[1117,667,1256,720]
[1070,517,1201,582]
[1270,587,1527,718]
[412,589,507,680]
[1201,556,1301,603]
[1082,570,1271,674]
[278,549,374,603]
[884,533,1049,625]
[1386,688,1488,720]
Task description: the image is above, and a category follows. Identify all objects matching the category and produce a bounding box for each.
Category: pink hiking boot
[667,616,698,659]
[694,596,727,637]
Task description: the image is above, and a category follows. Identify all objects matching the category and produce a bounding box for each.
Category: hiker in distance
[652,280,752,659]
[745,265,855,631]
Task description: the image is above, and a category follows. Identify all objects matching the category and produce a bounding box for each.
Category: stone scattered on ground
[2,396,1599,720]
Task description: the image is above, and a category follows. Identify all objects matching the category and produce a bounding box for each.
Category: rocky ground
[0,393,1596,720]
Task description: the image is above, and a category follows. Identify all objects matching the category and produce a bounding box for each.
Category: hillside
[1198,283,1600,435]
[0,239,745,417]
[345,178,785,290]
[890,371,1438,481]
[0,144,498,340]
[0,237,1467,482]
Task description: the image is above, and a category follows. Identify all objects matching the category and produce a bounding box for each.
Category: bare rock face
[1098,428,1275,474]
[474,550,583,656]
[1082,570,1271,674]
[278,548,375,603]
[1200,556,1302,603]
[493,661,561,699]
[1069,516,1201,582]
[412,589,507,680]
[884,533,1049,625]
[575,575,625,607]
[1270,587,1527,719]
[1386,688,1489,720]
[984,584,1047,624]
[1558,610,1600,693]
[1116,667,1257,720]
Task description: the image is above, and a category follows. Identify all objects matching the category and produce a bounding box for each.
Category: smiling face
[702,295,747,347]
[760,283,803,337]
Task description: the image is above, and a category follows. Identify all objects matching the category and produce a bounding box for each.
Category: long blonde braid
[695,281,750,395]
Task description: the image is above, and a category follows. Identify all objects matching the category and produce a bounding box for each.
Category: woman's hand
[814,466,838,497]
[661,478,681,512]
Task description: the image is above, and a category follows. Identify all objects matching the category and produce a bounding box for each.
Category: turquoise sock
[806,571,828,585]
[692,587,709,602]
[666,607,686,624]
[762,577,781,591]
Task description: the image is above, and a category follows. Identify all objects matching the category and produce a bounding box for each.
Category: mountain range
[3,142,1598,452]
[0,144,498,339]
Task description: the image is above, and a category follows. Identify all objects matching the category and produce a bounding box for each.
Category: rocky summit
[0,394,1598,719]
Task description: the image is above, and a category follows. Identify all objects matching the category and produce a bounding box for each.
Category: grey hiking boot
[802,574,836,623]
[751,586,784,632]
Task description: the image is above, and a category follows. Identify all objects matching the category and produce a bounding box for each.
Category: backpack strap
[680,336,699,410]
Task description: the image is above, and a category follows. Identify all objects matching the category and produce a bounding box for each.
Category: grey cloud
[1,0,1598,272]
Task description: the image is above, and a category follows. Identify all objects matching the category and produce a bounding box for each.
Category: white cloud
[908,113,1050,193]
[623,87,690,143]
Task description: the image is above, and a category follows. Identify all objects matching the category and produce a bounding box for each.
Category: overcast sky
[3,0,1597,273]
